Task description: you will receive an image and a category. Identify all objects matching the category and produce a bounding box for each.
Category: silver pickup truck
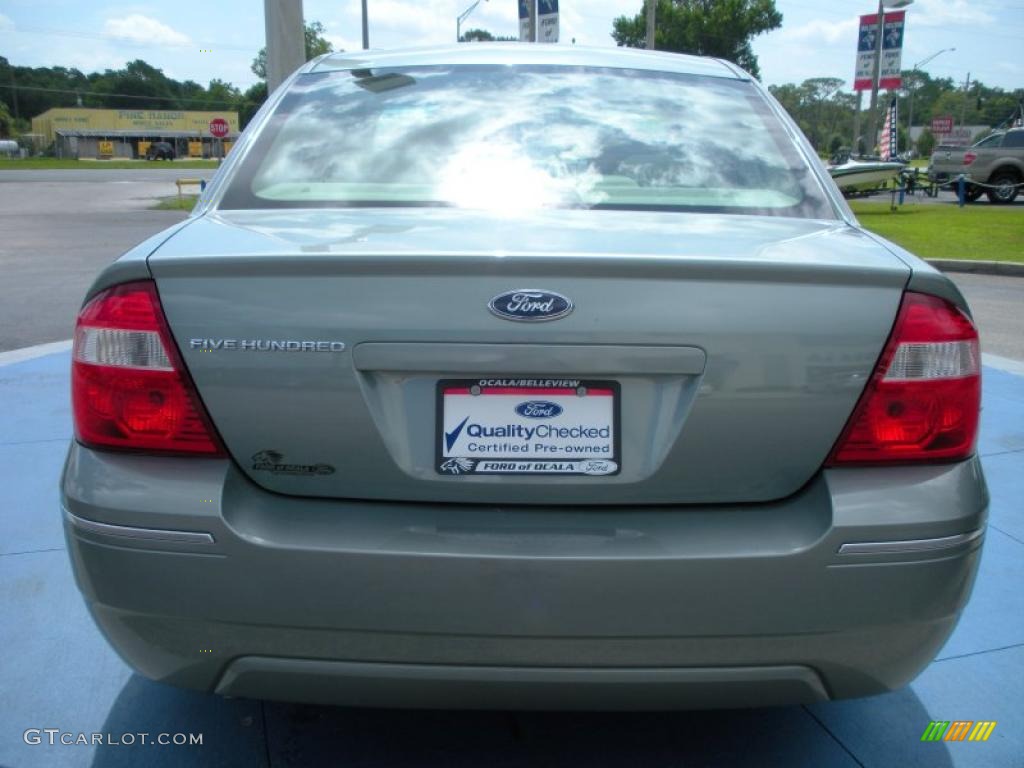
[928,127,1024,203]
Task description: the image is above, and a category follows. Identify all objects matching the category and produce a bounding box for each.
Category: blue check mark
[445,416,470,452]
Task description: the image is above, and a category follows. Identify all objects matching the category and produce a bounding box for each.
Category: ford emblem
[515,400,564,419]
[488,289,573,322]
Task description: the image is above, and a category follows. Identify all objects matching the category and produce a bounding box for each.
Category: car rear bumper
[61,443,988,709]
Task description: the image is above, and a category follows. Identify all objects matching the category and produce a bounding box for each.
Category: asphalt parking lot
[1,171,1022,767]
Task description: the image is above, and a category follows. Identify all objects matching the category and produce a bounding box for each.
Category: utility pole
[645,0,656,49]
[528,0,536,42]
[865,0,885,154]
[361,0,369,49]
[852,91,862,155]
[959,72,971,129]
[263,0,305,93]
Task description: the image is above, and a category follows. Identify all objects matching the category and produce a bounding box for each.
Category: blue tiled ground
[1,352,1021,767]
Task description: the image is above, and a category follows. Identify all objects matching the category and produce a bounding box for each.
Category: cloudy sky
[1,0,1021,93]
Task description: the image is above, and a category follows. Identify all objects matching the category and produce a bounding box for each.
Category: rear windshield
[220,65,833,218]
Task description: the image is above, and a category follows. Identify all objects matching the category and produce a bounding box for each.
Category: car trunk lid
[149,207,909,505]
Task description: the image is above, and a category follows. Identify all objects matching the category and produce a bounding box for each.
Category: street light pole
[866,0,913,155]
[907,47,955,155]
[457,0,488,42]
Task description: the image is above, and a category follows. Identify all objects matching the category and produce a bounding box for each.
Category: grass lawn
[0,158,219,170]
[151,195,199,211]
[850,201,1024,262]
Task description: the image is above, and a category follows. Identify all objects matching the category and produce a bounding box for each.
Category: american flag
[880,98,898,161]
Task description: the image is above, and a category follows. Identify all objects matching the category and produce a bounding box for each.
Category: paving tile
[0,440,68,555]
[979,451,1024,546]
[0,550,266,768]
[809,644,1024,768]
[935,528,1024,661]
[0,352,71,445]
[977,367,1024,457]
[0,354,1021,768]
[0,550,130,768]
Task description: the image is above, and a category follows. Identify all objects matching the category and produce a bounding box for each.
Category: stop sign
[208,118,229,138]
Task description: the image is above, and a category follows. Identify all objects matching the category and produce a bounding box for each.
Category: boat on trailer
[826,151,905,197]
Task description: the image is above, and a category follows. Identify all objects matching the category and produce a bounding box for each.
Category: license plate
[436,378,620,476]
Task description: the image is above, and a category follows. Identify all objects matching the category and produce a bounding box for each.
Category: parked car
[928,127,1024,203]
[62,45,987,710]
[144,141,176,161]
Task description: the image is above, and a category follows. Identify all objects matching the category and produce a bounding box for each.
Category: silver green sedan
[61,45,987,710]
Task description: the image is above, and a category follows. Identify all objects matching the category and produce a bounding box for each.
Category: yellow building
[31,108,240,160]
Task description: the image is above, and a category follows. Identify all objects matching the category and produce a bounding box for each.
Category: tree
[769,78,854,153]
[916,128,935,157]
[0,100,14,138]
[87,59,179,110]
[459,28,517,42]
[238,81,268,127]
[251,20,334,80]
[612,0,782,79]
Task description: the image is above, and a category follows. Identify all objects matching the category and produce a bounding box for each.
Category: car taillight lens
[72,281,225,455]
[826,292,980,465]
[963,152,977,166]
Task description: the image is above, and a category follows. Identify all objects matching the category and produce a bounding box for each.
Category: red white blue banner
[854,11,905,92]
[537,0,559,43]
[518,0,532,41]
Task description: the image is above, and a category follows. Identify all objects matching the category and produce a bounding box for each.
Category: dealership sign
[537,0,559,42]
[931,116,954,136]
[853,11,905,92]
[519,0,558,42]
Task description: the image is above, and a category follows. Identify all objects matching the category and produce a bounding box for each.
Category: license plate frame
[435,378,621,477]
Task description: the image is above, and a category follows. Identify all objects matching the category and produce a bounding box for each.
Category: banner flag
[537,0,559,43]
[854,11,906,92]
[518,0,532,42]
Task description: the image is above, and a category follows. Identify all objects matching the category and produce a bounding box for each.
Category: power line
[0,83,261,107]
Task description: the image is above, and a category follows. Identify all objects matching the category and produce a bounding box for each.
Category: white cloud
[325,34,361,54]
[780,17,857,45]
[910,0,994,28]
[104,14,191,47]
[0,12,14,30]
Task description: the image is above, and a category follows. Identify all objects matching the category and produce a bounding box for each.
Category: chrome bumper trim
[63,507,215,545]
[838,528,983,556]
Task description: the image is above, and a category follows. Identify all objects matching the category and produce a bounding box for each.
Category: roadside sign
[518,0,531,41]
[853,11,906,92]
[931,116,954,135]
[208,118,229,138]
[537,0,559,43]
[97,140,114,158]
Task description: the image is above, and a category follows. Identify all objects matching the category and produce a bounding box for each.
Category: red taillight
[826,292,980,465]
[963,152,977,166]
[72,281,225,455]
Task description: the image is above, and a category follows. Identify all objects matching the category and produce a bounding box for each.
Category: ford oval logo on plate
[515,400,564,419]
[488,289,573,322]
